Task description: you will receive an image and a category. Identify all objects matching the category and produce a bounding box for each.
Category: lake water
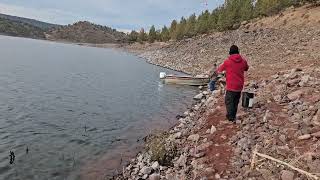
[0,36,198,180]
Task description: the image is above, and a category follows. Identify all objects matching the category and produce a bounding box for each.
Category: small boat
[160,72,210,86]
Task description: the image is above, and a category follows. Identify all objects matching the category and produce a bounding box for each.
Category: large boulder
[146,133,177,166]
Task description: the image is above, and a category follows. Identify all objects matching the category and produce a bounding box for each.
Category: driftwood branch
[253,151,319,180]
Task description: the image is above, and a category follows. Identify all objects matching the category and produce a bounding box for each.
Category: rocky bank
[114,67,320,180]
[114,4,320,180]
[124,5,320,79]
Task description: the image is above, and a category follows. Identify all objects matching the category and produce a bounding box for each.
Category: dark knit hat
[229,45,239,55]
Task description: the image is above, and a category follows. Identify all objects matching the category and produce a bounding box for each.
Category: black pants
[225,90,241,121]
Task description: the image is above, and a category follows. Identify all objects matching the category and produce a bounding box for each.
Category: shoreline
[2,4,320,178]
[112,4,320,179]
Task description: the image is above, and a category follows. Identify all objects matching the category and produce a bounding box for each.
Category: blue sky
[0,0,224,32]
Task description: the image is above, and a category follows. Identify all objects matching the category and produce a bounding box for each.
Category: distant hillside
[47,21,128,44]
[0,17,45,39]
[0,13,128,44]
[0,13,60,30]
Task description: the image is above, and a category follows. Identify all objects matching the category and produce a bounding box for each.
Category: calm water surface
[0,36,198,180]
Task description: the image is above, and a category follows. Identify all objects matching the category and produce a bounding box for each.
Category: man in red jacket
[216,45,249,123]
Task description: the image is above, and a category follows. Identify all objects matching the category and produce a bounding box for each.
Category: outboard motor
[160,72,166,79]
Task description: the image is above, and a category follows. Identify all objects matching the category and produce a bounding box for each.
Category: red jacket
[216,54,249,92]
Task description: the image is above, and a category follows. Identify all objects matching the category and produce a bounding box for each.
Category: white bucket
[160,72,166,79]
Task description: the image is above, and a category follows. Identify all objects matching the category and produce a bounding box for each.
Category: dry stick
[254,152,319,180]
[250,145,258,170]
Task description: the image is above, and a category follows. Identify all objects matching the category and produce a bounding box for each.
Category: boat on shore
[160,72,210,86]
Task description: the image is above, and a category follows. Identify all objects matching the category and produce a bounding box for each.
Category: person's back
[219,53,248,92]
[216,45,249,122]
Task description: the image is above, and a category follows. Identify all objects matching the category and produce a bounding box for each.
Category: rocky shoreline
[113,66,320,180]
[112,5,320,180]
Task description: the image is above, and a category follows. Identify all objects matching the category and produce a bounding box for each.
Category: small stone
[259,169,273,179]
[274,95,282,102]
[142,174,148,179]
[194,152,205,158]
[197,141,213,151]
[137,154,143,162]
[301,75,310,84]
[287,90,304,100]
[149,173,161,180]
[279,135,287,143]
[140,166,152,175]
[176,154,187,167]
[159,166,166,171]
[133,167,139,174]
[194,93,204,100]
[215,174,221,179]
[166,174,174,180]
[271,74,279,79]
[281,170,294,180]
[188,134,200,142]
[173,132,182,139]
[151,161,159,170]
[311,131,320,138]
[203,91,209,95]
[210,125,217,134]
[298,134,311,140]
[206,129,211,134]
[205,167,216,173]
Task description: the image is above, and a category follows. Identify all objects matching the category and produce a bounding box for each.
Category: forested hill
[0,14,128,43]
[0,17,46,39]
[129,0,319,43]
[0,13,60,30]
[46,21,128,44]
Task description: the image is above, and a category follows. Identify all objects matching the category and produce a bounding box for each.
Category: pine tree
[196,10,211,34]
[175,17,187,40]
[156,30,161,41]
[216,0,241,30]
[148,25,157,43]
[209,7,222,30]
[169,20,178,39]
[184,14,197,38]
[138,28,147,43]
[160,26,170,42]
[128,30,139,43]
[239,0,254,21]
